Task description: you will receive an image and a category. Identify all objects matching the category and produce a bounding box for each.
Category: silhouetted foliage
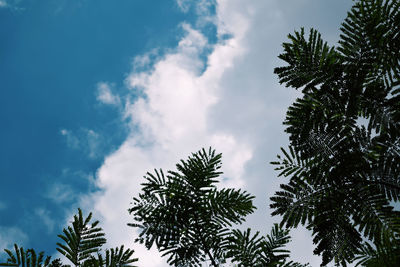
[0,209,138,267]
[271,0,400,265]
[128,148,256,266]
[83,245,138,267]
[0,244,51,267]
[57,208,107,266]
[226,224,309,267]
[129,148,309,266]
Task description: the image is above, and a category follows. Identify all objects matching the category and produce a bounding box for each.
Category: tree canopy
[129,147,308,266]
[270,0,400,265]
[128,148,256,266]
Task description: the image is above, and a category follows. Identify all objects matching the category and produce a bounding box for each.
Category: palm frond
[56,208,106,266]
[0,244,52,267]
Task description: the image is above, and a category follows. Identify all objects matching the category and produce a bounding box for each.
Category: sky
[0,0,354,266]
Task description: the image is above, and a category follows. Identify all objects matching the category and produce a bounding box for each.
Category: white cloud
[0,1,7,8]
[96,82,121,106]
[87,19,252,266]
[83,0,353,266]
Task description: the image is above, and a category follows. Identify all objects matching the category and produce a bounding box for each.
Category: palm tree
[270,0,400,265]
[128,148,256,266]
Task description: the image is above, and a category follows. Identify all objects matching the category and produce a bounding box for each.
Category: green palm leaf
[56,208,106,266]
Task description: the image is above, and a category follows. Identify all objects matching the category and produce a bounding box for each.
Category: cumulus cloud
[83,0,352,266]
[86,21,252,266]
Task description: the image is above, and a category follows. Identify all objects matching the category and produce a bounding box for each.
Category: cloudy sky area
[0,0,353,266]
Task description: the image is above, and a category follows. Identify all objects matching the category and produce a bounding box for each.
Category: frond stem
[193,213,218,267]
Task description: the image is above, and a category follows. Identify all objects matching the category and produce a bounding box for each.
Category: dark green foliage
[354,218,400,266]
[83,246,138,267]
[56,209,138,267]
[48,259,68,267]
[1,209,137,267]
[128,148,256,266]
[354,239,400,266]
[56,208,107,266]
[226,224,309,267]
[271,0,400,265]
[0,244,51,267]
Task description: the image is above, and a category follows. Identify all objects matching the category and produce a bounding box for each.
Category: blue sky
[0,0,353,266]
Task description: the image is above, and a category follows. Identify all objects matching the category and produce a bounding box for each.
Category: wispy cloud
[60,129,80,149]
[96,82,121,106]
[0,201,6,210]
[0,0,24,10]
[176,0,190,13]
[60,128,103,159]
[0,1,7,8]
[45,182,75,204]
[34,208,55,234]
[0,226,28,250]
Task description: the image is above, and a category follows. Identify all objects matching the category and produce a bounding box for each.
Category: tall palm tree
[270,0,400,265]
